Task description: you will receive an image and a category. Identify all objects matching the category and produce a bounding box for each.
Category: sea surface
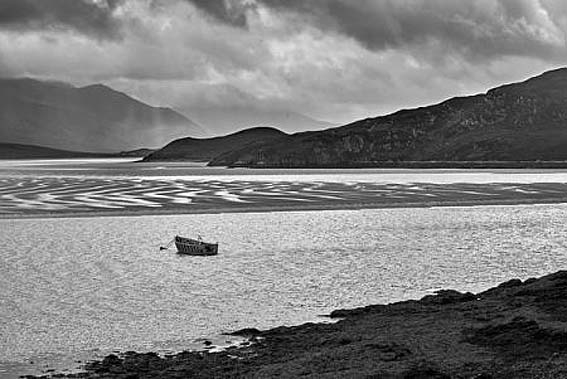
[2,159,567,377]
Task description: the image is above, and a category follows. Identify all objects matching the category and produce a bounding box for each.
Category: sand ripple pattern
[1,178,567,215]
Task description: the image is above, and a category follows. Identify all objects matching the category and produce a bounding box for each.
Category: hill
[0,143,154,159]
[184,106,336,135]
[143,127,288,162]
[209,68,567,167]
[0,78,206,152]
[0,142,110,159]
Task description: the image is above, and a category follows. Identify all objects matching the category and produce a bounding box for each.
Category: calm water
[2,159,567,377]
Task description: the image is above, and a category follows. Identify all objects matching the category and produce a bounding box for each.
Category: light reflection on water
[2,159,567,377]
[1,205,567,376]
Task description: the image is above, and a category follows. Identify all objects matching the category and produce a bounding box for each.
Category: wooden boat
[170,235,218,256]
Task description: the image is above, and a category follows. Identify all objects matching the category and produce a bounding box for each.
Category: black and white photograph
[1,0,567,377]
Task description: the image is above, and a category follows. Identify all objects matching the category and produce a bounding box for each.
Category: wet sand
[3,197,567,220]
[3,178,567,218]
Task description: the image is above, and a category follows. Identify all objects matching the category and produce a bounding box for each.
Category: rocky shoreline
[226,161,567,169]
[26,270,567,378]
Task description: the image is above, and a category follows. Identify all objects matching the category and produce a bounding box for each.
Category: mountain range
[0,78,206,152]
[4,68,567,165]
[204,67,567,167]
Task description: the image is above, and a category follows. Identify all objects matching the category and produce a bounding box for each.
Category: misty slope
[183,107,335,135]
[210,68,567,167]
[0,142,155,159]
[0,142,110,159]
[143,127,288,162]
[0,78,206,152]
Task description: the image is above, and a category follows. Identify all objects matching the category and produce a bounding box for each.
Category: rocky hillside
[210,68,567,167]
[0,78,206,152]
[143,127,288,162]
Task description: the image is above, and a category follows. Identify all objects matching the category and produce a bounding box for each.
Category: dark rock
[420,290,476,305]
[100,354,122,367]
[229,327,263,336]
[497,278,523,288]
[329,304,387,318]
[121,352,165,372]
[511,271,567,320]
[464,316,567,359]
[364,342,412,362]
[338,336,353,345]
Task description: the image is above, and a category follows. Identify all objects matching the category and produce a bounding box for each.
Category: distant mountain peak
[183,106,336,136]
[0,77,207,152]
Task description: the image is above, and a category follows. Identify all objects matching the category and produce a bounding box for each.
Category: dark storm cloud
[189,0,564,61]
[0,0,123,39]
[259,0,565,60]
[185,0,250,27]
[1,0,564,126]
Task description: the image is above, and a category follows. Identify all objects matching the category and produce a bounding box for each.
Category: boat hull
[174,236,218,256]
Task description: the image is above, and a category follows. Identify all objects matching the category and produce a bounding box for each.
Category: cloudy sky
[1,0,566,125]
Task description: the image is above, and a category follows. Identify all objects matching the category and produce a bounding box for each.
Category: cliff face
[143,127,288,162]
[210,68,567,167]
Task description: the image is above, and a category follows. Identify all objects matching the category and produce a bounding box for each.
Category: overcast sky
[1,0,566,124]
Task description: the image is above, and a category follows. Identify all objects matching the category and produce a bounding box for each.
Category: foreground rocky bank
[28,271,567,378]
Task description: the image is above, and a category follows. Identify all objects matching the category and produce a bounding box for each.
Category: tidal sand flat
[4,159,567,217]
[5,177,567,217]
